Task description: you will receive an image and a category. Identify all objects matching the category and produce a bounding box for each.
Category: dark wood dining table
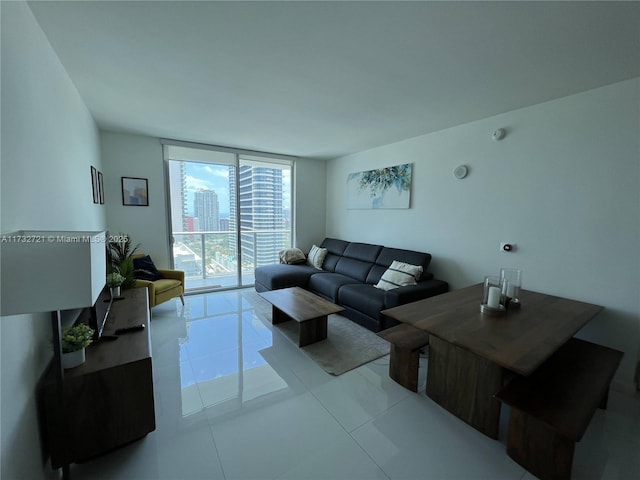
[381,283,603,438]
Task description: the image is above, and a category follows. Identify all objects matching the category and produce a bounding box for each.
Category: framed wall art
[91,166,99,204]
[346,163,412,209]
[98,172,104,204]
[121,177,149,206]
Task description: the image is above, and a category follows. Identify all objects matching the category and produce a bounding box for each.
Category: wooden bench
[495,337,623,480]
[378,324,430,392]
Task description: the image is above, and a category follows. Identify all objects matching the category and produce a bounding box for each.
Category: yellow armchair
[132,254,185,309]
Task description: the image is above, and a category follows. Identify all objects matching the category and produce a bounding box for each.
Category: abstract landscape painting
[346,163,412,209]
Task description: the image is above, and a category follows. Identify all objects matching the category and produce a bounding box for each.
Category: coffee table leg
[298,315,328,347]
[272,306,290,325]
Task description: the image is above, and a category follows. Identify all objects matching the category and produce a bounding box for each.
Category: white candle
[506,284,515,297]
[487,286,501,308]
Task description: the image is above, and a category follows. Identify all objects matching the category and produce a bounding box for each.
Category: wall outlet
[500,242,516,252]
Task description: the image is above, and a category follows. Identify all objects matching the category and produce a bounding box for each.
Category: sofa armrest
[384,279,449,308]
[158,269,185,284]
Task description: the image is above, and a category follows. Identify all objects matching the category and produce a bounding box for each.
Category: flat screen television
[88,286,113,341]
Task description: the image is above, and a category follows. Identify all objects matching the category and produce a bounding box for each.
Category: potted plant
[106,272,125,298]
[61,323,95,369]
[107,234,139,289]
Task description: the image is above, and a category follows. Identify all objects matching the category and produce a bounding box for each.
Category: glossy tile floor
[68,289,640,480]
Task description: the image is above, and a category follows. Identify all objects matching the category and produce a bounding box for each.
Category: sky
[175,161,291,217]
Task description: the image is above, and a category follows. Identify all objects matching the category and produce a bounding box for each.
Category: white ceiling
[28,1,640,160]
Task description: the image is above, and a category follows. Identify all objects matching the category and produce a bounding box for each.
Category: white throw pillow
[375,260,423,291]
[307,244,328,269]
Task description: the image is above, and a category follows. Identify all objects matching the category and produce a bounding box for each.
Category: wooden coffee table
[258,287,344,347]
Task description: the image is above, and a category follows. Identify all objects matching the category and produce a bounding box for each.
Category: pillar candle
[487,286,501,308]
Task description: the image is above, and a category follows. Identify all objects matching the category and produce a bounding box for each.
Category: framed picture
[121,177,149,206]
[346,163,412,209]
[98,172,104,204]
[91,166,99,203]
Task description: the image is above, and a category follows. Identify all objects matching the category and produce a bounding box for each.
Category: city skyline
[182,162,291,218]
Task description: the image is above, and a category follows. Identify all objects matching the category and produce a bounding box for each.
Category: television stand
[42,287,155,468]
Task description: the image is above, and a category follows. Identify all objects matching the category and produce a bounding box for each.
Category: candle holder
[500,268,522,309]
[481,275,507,316]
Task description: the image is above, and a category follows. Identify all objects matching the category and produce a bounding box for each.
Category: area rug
[243,289,390,375]
[272,313,390,376]
[242,289,390,375]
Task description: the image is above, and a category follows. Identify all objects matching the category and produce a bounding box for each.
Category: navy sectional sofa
[254,238,449,332]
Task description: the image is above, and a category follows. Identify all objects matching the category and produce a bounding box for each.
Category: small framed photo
[91,166,99,203]
[121,177,149,206]
[98,172,104,204]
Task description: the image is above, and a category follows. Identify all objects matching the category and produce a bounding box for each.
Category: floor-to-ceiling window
[163,141,294,292]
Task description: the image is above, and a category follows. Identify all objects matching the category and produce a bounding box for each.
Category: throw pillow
[279,248,306,265]
[375,260,423,291]
[307,244,328,270]
[133,255,162,281]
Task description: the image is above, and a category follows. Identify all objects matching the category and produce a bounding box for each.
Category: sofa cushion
[254,263,318,291]
[367,247,432,284]
[333,242,382,281]
[320,238,350,272]
[334,257,374,282]
[279,248,306,265]
[133,255,162,281]
[338,283,386,321]
[375,261,423,291]
[307,244,328,269]
[308,272,360,303]
[342,242,383,263]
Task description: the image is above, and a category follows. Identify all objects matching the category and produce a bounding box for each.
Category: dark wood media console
[43,287,155,468]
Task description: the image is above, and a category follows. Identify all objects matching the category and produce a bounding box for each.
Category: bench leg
[389,345,421,392]
[506,408,575,480]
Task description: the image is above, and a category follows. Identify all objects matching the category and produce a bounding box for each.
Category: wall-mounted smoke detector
[492,128,506,141]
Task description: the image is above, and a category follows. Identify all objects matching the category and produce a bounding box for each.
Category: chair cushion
[152,278,182,294]
[133,255,162,281]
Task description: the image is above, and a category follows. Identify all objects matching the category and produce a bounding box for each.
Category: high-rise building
[228,163,286,267]
[168,161,188,232]
[194,189,220,232]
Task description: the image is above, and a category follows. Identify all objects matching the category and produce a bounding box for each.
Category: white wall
[101,131,328,267]
[327,78,640,390]
[294,158,327,252]
[101,132,170,265]
[0,2,104,478]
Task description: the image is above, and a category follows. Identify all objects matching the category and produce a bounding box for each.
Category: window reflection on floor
[173,290,287,417]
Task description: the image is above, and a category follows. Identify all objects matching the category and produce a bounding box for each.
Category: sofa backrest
[334,242,383,282]
[366,247,432,284]
[320,238,349,272]
[318,238,432,285]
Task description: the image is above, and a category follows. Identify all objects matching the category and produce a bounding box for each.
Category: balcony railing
[172,229,291,291]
